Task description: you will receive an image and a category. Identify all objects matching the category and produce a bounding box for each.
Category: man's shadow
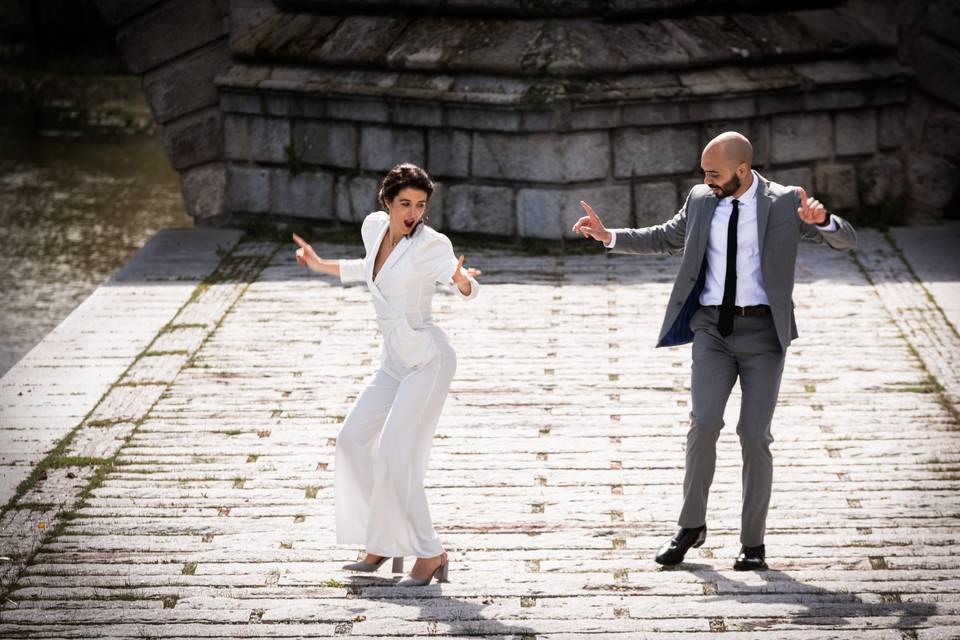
[667,562,936,631]
[341,574,537,636]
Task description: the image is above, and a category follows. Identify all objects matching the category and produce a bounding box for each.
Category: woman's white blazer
[339,211,479,372]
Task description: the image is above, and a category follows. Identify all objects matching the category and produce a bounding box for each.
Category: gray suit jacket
[609,171,857,351]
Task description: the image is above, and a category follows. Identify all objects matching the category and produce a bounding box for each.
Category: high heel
[397,555,449,587]
[342,555,404,573]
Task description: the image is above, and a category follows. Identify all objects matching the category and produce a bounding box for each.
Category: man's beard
[709,174,741,198]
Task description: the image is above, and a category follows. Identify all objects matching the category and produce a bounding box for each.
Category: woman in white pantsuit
[292,163,480,586]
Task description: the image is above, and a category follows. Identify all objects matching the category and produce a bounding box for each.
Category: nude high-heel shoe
[397,554,449,587]
[342,555,404,573]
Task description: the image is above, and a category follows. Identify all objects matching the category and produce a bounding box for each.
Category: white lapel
[376,235,413,286]
[366,221,389,304]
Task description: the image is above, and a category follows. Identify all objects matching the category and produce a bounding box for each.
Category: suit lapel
[755,174,772,257]
[696,195,719,261]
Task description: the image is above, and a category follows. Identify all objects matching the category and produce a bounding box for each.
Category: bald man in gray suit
[573,132,857,570]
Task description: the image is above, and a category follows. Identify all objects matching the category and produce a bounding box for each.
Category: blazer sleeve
[338,211,389,284]
[793,194,858,250]
[417,232,479,300]
[338,258,365,284]
[607,190,690,256]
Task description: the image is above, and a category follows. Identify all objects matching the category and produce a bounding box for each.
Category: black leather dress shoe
[733,544,767,571]
[654,525,707,566]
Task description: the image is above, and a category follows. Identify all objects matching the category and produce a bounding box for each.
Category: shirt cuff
[603,230,617,249]
[816,214,838,232]
[452,271,479,300]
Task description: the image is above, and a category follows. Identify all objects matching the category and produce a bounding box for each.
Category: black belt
[707,304,771,317]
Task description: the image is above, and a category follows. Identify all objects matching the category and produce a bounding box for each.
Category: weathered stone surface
[906,35,960,109]
[231,14,340,61]
[93,0,162,26]
[770,114,832,164]
[315,15,412,67]
[427,129,470,179]
[359,125,425,173]
[613,127,698,178]
[142,41,228,124]
[425,180,445,231]
[672,177,699,200]
[906,152,960,211]
[162,107,224,171]
[116,0,229,74]
[877,105,905,151]
[857,155,904,207]
[228,0,281,47]
[101,0,954,229]
[814,163,860,210]
[271,169,335,219]
[835,110,878,157]
[293,120,357,170]
[444,184,513,235]
[917,102,960,163]
[473,131,609,183]
[225,165,270,213]
[633,181,680,228]
[766,167,814,192]
[334,175,381,224]
[224,115,291,164]
[517,185,629,240]
[180,163,227,221]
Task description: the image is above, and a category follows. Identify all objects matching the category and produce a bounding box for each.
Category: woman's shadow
[342,574,537,637]
[668,562,936,632]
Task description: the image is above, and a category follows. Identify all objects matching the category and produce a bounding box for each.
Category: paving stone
[0,225,958,638]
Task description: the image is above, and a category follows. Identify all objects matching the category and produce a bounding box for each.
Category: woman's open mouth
[403,218,415,231]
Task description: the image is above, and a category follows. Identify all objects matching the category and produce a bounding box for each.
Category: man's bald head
[703,131,753,168]
[700,131,754,199]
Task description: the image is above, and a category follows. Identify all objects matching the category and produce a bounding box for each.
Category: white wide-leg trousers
[334,327,456,558]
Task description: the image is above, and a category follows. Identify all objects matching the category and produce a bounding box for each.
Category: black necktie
[718,199,739,337]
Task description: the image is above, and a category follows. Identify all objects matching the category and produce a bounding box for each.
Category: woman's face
[385,187,429,235]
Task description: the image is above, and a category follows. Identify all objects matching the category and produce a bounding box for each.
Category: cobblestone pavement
[0,226,958,638]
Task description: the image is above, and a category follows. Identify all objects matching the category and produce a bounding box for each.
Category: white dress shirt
[700,172,767,306]
[604,172,838,307]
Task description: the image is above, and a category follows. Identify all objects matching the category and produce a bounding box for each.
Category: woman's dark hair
[378,162,435,208]
[378,163,435,235]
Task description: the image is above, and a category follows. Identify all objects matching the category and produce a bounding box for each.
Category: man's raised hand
[572,200,612,245]
[796,187,829,226]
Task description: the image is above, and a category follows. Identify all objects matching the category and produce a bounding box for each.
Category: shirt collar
[721,169,759,205]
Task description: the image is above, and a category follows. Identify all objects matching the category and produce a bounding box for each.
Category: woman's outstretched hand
[571,200,612,245]
[292,233,322,271]
[451,254,481,295]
